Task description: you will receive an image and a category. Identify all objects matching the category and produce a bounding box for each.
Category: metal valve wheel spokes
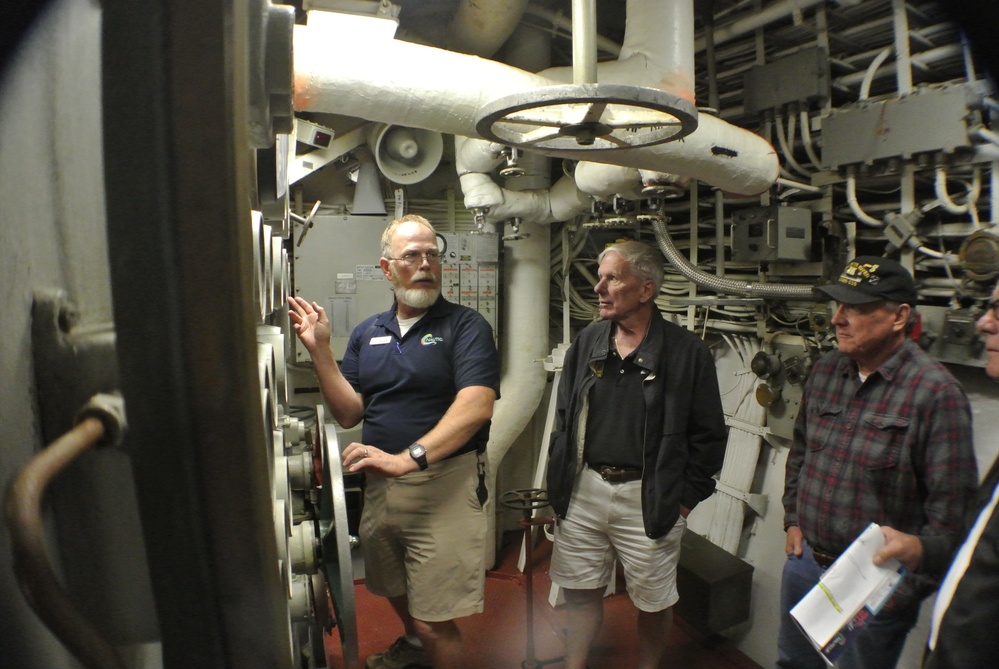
[293,200,322,247]
[476,84,698,152]
[500,488,551,512]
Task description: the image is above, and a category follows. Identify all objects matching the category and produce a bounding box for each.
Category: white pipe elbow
[549,174,594,221]
[459,172,505,210]
[454,135,506,175]
[573,162,644,199]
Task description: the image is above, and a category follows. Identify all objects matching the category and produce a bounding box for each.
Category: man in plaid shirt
[778,256,978,669]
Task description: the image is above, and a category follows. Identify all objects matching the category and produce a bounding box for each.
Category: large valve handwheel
[500,488,552,512]
[475,84,698,152]
[315,405,359,668]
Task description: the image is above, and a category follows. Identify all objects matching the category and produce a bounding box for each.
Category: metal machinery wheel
[475,83,698,152]
[499,488,552,513]
[316,405,360,669]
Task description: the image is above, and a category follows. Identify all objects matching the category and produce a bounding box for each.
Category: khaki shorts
[360,451,486,622]
[549,466,686,612]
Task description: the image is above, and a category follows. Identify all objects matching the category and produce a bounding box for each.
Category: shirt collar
[588,314,664,372]
[837,338,912,382]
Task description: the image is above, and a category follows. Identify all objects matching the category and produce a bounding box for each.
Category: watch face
[409,443,428,469]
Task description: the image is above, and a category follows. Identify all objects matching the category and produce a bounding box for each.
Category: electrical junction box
[731,206,812,263]
[821,82,976,169]
[743,46,830,114]
[293,215,499,361]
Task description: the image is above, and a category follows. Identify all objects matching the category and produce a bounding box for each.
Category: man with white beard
[289,214,500,669]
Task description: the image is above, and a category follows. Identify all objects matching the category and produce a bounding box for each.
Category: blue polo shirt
[340,296,500,457]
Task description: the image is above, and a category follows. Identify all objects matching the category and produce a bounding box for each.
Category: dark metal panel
[743,47,830,115]
[101,1,292,667]
[822,83,975,169]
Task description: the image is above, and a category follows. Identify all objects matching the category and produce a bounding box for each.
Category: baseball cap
[814,256,918,306]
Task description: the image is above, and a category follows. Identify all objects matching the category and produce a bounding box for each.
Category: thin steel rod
[571,0,598,84]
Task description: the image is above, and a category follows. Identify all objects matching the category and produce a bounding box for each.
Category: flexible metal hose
[650,215,817,299]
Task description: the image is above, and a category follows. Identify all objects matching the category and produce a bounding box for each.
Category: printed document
[790,523,906,666]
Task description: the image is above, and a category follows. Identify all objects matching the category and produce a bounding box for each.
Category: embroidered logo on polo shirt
[421,333,444,346]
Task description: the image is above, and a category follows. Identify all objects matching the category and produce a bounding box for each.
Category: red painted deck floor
[326,532,762,669]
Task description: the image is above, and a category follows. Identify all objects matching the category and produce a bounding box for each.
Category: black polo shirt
[583,337,648,469]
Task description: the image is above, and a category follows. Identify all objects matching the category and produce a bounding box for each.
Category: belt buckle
[599,466,636,483]
[811,546,838,568]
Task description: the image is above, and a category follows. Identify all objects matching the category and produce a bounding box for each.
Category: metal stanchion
[500,488,564,669]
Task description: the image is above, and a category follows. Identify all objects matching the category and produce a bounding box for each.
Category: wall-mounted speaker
[368,123,443,185]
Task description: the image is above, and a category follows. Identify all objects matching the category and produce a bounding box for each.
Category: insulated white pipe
[453,136,593,222]
[294,2,779,195]
[414,0,530,58]
[454,136,506,175]
[486,222,551,471]
[457,171,592,224]
[573,162,645,200]
[540,0,696,103]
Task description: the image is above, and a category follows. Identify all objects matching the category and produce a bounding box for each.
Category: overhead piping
[293,0,779,196]
[694,0,827,51]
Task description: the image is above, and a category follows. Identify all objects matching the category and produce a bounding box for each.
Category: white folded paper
[791,523,906,666]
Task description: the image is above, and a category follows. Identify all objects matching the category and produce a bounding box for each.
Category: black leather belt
[810,544,840,569]
[589,464,642,483]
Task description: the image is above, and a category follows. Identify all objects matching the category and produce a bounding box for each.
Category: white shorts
[549,466,686,612]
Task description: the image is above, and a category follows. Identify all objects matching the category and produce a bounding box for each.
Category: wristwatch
[408,442,429,470]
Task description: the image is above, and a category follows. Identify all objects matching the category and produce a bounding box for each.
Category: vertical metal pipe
[715,189,726,278]
[571,0,598,84]
[686,180,700,331]
[702,0,720,110]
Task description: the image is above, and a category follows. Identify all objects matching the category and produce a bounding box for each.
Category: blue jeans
[778,543,920,669]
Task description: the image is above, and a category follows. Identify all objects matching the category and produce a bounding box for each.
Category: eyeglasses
[387,251,442,266]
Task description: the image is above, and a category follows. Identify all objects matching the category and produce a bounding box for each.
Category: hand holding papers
[790,523,907,666]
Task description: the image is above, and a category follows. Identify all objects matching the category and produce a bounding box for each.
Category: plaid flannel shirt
[783,339,978,605]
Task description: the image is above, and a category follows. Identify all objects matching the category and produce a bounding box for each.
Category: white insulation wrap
[538,0,697,102]
[294,0,780,195]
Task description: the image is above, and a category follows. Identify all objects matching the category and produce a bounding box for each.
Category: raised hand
[288,296,331,354]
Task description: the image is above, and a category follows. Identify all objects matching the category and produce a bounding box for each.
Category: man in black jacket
[546,240,728,669]
[874,280,999,669]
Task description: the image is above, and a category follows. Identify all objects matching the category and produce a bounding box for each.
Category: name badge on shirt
[369,335,392,345]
